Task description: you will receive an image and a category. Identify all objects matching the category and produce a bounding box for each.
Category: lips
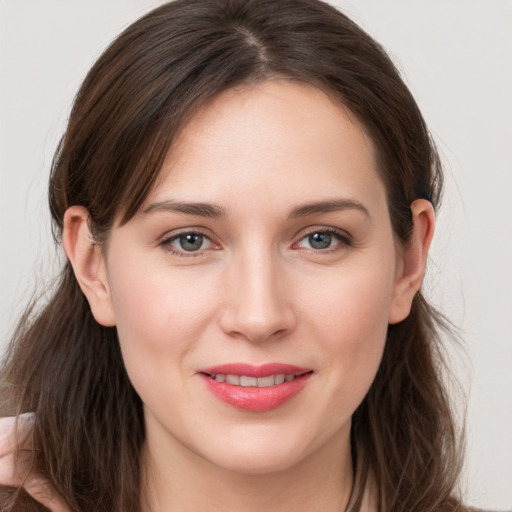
[198,363,312,412]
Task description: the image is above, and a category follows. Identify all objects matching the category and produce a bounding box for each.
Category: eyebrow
[143,200,226,218]
[142,198,369,219]
[288,198,370,218]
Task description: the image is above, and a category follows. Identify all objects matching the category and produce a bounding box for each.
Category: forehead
[145,80,386,214]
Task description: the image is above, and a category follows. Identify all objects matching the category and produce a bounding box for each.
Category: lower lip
[201,373,312,412]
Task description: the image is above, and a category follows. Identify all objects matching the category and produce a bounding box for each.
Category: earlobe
[62,206,116,327]
[388,199,435,324]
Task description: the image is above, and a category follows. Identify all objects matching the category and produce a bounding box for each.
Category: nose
[219,248,297,343]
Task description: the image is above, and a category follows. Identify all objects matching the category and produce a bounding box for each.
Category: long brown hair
[1,1,465,510]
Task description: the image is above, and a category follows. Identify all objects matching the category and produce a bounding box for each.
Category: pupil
[309,232,331,249]
[180,233,203,251]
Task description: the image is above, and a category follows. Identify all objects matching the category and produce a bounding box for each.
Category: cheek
[302,257,395,340]
[106,258,217,388]
[325,292,388,388]
[109,252,212,335]
[300,260,394,401]
[106,267,213,426]
[111,276,173,351]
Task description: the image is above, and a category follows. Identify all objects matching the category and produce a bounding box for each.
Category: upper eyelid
[294,225,352,241]
[159,230,218,257]
[292,228,354,253]
[159,227,215,243]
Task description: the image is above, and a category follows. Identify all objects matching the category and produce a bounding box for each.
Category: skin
[59,81,434,512]
[0,415,70,512]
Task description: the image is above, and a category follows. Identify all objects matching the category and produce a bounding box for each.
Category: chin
[211,452,304,476]
[199,431,312,476]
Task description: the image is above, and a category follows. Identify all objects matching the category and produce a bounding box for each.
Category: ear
[388,199,435,324]
[62,206,116,327]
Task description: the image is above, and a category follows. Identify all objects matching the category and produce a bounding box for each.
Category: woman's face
[101,81,406,475]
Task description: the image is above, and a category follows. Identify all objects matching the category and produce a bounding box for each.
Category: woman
[0,0,477,510]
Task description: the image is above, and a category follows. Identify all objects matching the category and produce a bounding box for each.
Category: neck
[141,424,354,512]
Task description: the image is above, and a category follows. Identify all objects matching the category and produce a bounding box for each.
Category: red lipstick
[198,363,312,412]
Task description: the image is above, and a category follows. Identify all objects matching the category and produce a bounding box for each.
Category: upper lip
[198,363,311,378]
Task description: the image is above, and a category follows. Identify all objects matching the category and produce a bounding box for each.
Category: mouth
[203,372,309,387]
[198,363,313,412]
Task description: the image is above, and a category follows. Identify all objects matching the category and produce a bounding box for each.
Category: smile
[198,363,313,412]
[209,373,298,387]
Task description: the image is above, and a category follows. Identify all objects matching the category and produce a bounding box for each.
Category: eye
[295,229,351,251]
[162,232,214,254]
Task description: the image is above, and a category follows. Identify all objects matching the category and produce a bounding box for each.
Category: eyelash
[159,227,352,257]
[293,227,353,253]
[160,229,217,257]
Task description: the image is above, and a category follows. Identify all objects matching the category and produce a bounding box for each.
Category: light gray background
[1,1,511,509]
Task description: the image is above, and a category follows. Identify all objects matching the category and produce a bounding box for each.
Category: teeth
[274,374,285,385]
[212,373,297,387]
[225,375,240,385]
[257,375,275,387]
[240,376,258,387]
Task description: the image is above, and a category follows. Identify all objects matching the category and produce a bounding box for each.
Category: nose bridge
[221,241,295,342]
